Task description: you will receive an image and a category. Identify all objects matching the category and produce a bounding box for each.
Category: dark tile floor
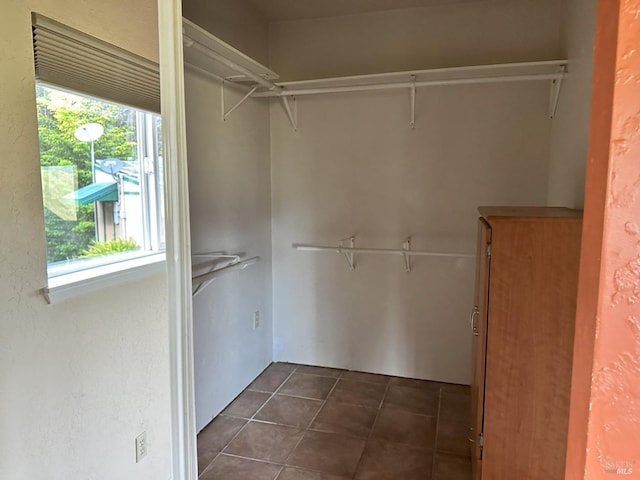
[198,363,471,480]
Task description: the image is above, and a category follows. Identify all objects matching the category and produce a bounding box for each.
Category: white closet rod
[192,253,240,269]
[294,244,474,258]
[253,72,565,98]
[192,256,260,297]
[275,60,567,87]
[192,256,260,285]
[294,239,473,272]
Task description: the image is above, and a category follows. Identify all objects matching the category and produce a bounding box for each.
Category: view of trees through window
[37,85,165,276]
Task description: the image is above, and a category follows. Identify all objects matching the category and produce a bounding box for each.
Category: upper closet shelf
[255,60,567,98]
[182,18,279,87]
[182,17,567,127]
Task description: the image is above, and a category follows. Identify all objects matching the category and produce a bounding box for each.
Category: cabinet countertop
[479,206,582,220]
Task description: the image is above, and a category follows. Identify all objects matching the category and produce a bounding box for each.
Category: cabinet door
[470,218,491,480]
[481,218,581,480]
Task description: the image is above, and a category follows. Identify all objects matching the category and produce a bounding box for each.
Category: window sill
[43,253,166,304]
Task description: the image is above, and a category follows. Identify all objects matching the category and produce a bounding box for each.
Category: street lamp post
[74,122,104,183]
[74,122,104,241]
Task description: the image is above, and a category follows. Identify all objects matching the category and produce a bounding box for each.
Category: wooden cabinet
[470,207,582,480]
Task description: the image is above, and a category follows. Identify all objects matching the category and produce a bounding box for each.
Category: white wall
[0,1,171,479]
[269,1,562,384]
[547,0,597,208]
[183,0,269,65]
[269,0,562,80]
[182,0,274,432]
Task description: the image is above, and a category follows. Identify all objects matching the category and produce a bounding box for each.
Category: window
[37,84,165,278]
[32,14,165,301]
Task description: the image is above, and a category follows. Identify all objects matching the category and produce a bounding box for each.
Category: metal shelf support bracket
[221,79,257,121]
[340,236,356,270]
[549,65,566,119]
[410,76,416,129]
[403,237,412,272]
[280,95,298,131]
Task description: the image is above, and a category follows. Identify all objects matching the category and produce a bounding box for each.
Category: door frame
[158,0,198,479]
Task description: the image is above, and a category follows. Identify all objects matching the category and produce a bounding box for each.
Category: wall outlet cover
[253,310,260,329]
[135,431,147,463]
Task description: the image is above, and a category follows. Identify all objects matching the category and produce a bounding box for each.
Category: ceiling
[248,0,489,22]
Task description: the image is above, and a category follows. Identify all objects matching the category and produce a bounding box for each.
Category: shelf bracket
[221,79,225,121]
[221,79,257,121]
[549,65,566,119]
[409,75,416,129]
[340,236,356,271]
[280,95,298,131]
[403,237,412,272]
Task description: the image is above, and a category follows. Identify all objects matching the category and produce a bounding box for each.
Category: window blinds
[32,14,160,113]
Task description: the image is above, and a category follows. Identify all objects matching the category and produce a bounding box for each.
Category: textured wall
[268,0,562,81]
[268,1,562,383]
[566,1,640,477]
[180,0,564,391]
[0,1,171,479]
[183,0,269,65]
[182,0,273,432]
[270,88,553,383]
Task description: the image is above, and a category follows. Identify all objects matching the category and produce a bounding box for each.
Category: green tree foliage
[36,85,137,263]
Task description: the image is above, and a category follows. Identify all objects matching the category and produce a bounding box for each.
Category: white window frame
[32,13,166,303]
[43,252,166,304]
[36,84,166,303]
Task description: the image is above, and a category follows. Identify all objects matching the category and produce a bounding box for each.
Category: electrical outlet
[135,431,147,463]
[253,310,260,329]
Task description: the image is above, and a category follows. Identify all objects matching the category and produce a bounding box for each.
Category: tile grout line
[198,364,300,478]
[218,451,285,466]
[275,370,344,479]
[244,390,341,403]
[349,377,393,479]
[431,386,444,479]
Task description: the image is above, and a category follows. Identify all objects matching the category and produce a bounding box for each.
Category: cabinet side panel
[483,218,581,480]
[471,218,492,480]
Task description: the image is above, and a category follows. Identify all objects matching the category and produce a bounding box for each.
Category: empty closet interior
[182,0,594,432]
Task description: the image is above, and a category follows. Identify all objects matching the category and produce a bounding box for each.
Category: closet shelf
[253,60,567,97]
[257,60,567,123]
[182,17,567,126]
[182,18,279,87]
[182,18,299,128]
